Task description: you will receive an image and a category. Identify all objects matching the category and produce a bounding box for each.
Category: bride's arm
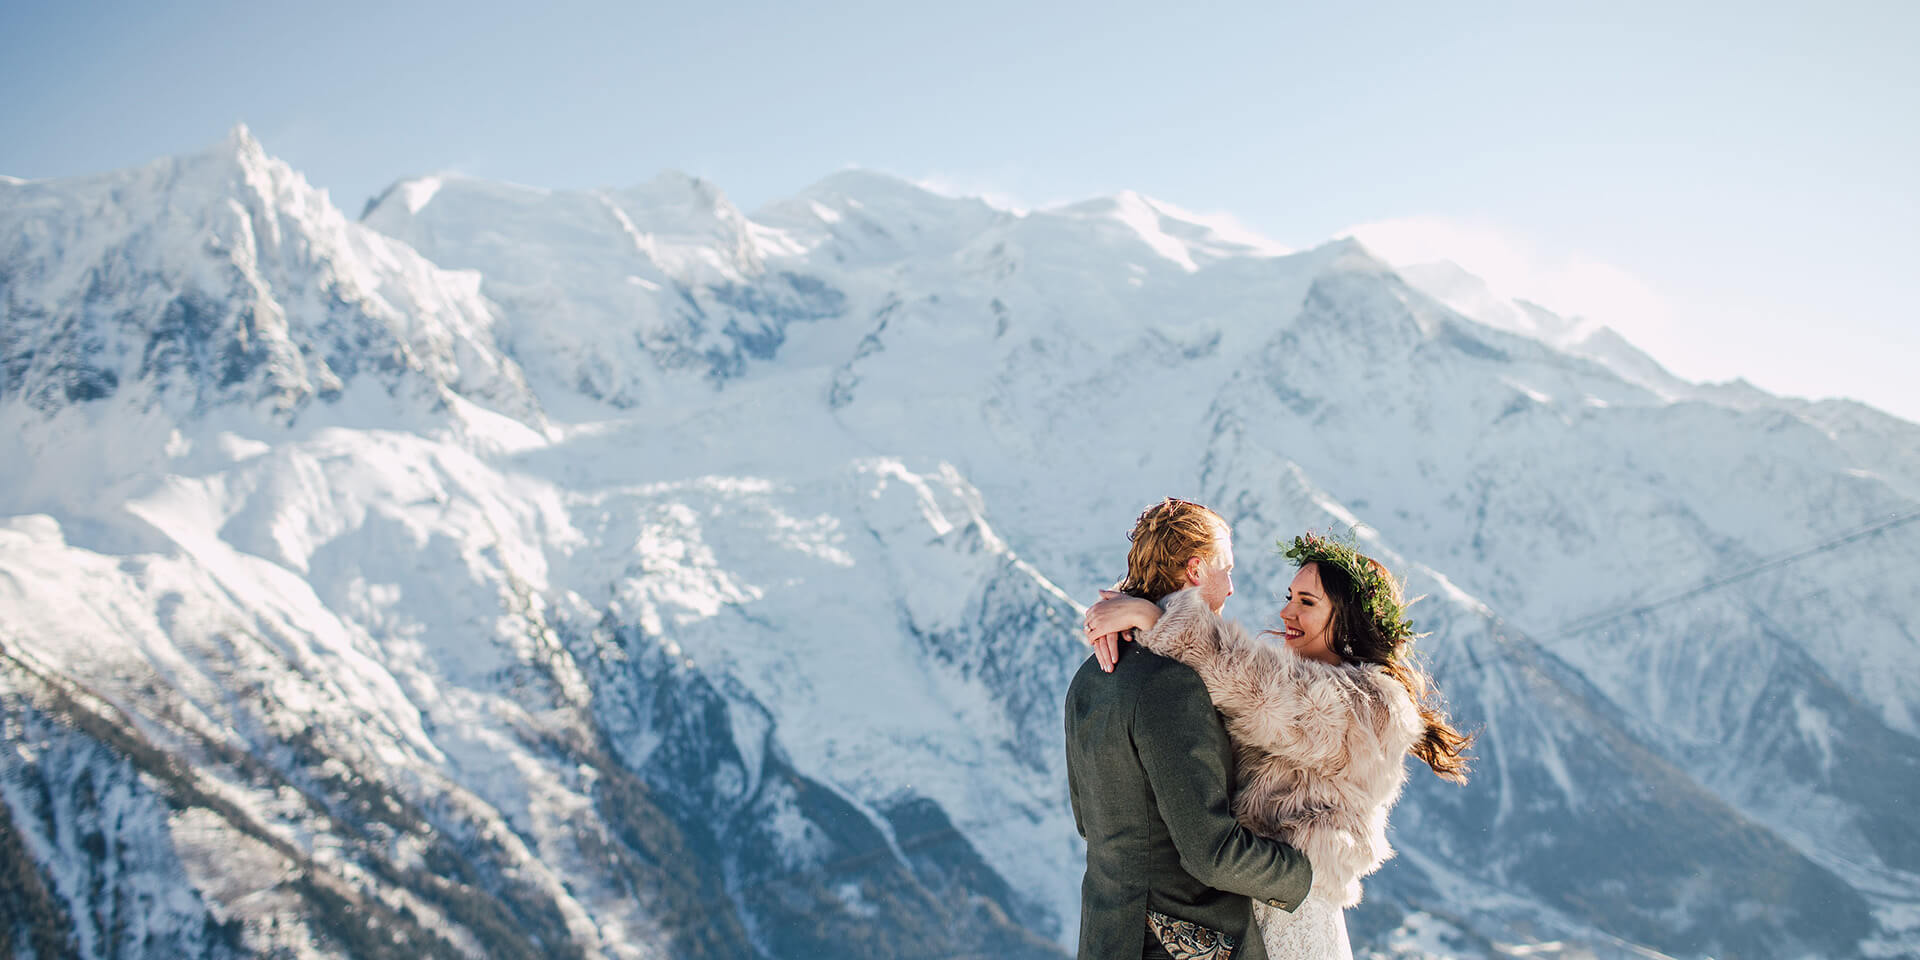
[1081,591,1162,672]
[1136,588,1360,769]
[1083,591,1161,636]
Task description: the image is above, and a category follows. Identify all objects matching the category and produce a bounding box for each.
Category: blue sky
[4,1,1916,420]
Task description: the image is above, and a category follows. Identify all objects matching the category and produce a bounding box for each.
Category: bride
[1084,518,1472,959]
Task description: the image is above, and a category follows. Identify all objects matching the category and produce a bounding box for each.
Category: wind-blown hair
[1117,498,1228,603]
[1297,555,1474,783]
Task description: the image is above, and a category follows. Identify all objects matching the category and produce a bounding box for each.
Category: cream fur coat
[1136,587,1423,908]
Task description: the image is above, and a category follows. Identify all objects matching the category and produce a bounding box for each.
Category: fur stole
[1136,587,1423,908]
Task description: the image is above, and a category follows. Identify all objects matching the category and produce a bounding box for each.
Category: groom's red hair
[1117,498,1228,603]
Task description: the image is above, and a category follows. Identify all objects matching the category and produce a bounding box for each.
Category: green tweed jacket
[1066,643,1313,960]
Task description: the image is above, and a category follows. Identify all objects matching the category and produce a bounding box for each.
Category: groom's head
[1118,498,1234,611]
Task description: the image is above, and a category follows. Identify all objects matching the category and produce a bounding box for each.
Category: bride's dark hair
[1306,558,1474,783]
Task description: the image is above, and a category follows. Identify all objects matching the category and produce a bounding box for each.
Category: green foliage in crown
[1281,530,1420,658]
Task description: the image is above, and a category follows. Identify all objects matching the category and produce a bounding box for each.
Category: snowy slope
[1,132,1064,960]
[4,130,1917,959]
[1394,258,1920,503]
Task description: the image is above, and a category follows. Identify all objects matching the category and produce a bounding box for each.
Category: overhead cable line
[1555,510,1920,637]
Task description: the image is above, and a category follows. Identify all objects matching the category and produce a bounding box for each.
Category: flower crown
[1281,531,1421,660]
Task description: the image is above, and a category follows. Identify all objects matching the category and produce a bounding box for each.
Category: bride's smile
[1279,564,1339,665]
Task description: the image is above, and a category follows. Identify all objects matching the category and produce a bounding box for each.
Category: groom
[1065,499,1311,959]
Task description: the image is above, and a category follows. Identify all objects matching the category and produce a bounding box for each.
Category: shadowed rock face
[4,132,1918,960]
[1387,621,1875,960]
[602,625,1063,960]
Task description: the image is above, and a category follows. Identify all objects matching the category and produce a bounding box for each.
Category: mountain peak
[0,129,534,424]
[615,168,746,223]
[763,168,966,223]
[192,122,276,180]
[1322,234,1375,259]
[223,121,259,150]
[752,168,1007,264]
[811,167,939,198]
[1044,190,1290,269]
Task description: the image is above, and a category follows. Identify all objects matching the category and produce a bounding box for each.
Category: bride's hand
[1083,591,1163,673]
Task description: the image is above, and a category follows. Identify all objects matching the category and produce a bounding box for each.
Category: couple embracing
[1064,499,1473,959]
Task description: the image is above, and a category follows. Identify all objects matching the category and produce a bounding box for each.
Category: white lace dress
[1254,890,1351,959]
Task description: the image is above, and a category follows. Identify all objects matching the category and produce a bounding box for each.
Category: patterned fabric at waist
[1146,909,1238,960]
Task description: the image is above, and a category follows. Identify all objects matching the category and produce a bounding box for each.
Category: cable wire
[1555,510,1920,637]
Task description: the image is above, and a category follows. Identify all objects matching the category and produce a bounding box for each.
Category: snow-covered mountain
[3,127,1916,960]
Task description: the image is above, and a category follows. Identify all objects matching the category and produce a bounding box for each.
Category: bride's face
[1281,564,1339,663]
